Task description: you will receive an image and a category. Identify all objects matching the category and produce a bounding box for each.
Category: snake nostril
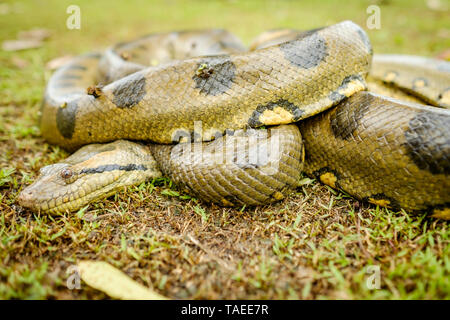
[18,190,33,204]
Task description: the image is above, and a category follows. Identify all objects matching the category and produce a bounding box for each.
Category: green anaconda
[17,21,450,219]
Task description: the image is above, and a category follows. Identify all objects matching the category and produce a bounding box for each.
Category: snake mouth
[17,172,88,213]
[19,186,120,214]
[18,187,75,213]
[17,189,37,211]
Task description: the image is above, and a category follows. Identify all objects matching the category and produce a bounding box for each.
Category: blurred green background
[1,0,448,108]
[1,0,449,56]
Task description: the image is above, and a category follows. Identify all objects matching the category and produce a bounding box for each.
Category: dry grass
[0,0,449,299]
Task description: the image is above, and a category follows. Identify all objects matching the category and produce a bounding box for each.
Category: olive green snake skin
[18,21,450,219]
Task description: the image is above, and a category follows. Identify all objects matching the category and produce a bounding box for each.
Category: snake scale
[18,21,450,219]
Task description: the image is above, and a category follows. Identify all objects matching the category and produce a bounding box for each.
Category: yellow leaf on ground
[77,261,168,300]
[2,39,42,51]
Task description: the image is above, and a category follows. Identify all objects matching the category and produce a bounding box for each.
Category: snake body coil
[18,21,450,219]
[40,21,371,149]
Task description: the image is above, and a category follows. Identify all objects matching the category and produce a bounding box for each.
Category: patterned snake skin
[18,21,450,219]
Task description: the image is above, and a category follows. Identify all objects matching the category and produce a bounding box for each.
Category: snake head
[17,140,161,214]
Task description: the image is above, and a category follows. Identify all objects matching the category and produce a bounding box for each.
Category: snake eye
[60,168,73,180]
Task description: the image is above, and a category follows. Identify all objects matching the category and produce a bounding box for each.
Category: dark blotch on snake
[225,129,235,136]
[329,91,346,103]
[65,65,87,71]
[404,111,450,175]
[80,164,148,175]
[248,99,304,127]
[84,52,102,59]
[329,74,365,103]
[56,100,78,139]
[357,28,373,55]
[112,73,146,108]
[56,74,82,81]
[279,32,328,69]
[294,28,324,41]
[330,91,372,140]
[53,82,76,89]
[193,55,236,96]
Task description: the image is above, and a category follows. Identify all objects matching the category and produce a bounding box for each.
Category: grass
[0,0,449,299]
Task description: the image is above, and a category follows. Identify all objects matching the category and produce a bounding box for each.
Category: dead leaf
[2,39,42,51]
[77,261,168,300]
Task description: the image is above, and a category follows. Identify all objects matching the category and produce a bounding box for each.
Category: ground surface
[0,0,449,299]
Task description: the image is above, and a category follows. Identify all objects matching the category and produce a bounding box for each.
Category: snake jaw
[18,165,69,212]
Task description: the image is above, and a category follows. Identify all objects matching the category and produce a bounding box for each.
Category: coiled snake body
[18,21,450,219]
